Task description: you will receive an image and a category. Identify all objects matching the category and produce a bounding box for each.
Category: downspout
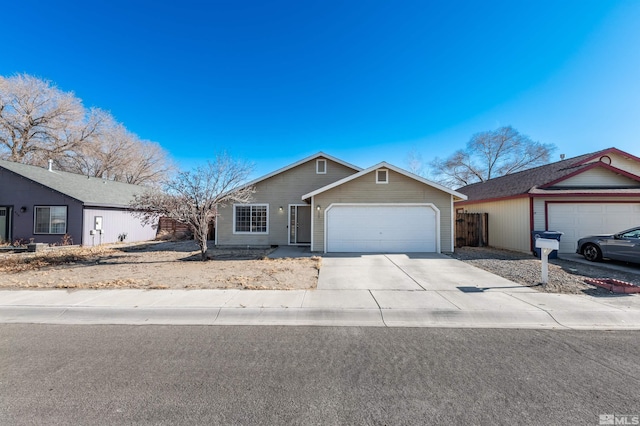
[529,195,535,252]
[450,196,455,252]
[310,196,314,252]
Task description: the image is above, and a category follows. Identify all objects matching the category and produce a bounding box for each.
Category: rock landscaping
[449,247,640,294]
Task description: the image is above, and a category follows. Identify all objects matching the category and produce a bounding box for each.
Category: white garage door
[326,205,437,252]
[548,203,640,254]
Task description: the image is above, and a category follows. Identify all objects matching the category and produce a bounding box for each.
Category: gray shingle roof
[456,148,626,202]
[0,159,149,208]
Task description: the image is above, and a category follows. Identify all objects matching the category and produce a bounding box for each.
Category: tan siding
[461,198,531,253]
[555,168,640,187]
[312,170,453,252]
[467,196,640,254]
[217,157,357,247]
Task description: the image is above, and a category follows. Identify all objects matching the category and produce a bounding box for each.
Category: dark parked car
[576,226,640,263]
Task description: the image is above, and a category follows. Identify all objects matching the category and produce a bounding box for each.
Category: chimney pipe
[48,159,53,171]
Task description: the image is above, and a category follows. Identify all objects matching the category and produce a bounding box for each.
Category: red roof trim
[531,191,640,198]
[573,147,640,166]
[457,191,640,205]
[539,162,640,188]
[455,193,530,206]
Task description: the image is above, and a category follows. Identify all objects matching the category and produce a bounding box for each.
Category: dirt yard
[0,241,320,290]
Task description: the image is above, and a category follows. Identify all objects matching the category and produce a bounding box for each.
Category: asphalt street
[1,325,639,425]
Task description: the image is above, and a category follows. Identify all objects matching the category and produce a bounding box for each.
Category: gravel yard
[449,246,640,294]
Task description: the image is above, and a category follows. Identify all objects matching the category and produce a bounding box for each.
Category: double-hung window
[34,206,67,234]
[234,204,268,234]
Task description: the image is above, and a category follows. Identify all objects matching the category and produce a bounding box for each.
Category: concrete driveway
[318,253,526,291]
[313,253,559,317]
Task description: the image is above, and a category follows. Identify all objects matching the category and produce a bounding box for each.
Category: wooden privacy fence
[157,217,216,240]
[455,213,488,248]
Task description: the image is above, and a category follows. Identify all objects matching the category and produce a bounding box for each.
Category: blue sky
[3,1,639,178]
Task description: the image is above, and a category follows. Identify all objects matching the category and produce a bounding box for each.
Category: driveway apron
[318,253,528,292]
[317,254,424,290]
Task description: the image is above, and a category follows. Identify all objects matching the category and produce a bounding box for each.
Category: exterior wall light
[20,206,27,213]
[316,205,321,211]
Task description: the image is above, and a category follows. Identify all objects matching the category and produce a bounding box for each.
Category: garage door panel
[327,205,437,253]
[548,203,640,254]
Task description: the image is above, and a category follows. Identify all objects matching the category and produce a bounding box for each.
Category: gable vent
[599,155,612,165]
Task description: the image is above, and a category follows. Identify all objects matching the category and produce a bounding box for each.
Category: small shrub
[12,238,29,247]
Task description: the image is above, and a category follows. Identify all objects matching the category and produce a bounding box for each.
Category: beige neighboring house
[215,152,467,253]
[455,147,640,255]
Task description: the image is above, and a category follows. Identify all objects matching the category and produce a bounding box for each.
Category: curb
[2,306,640,330]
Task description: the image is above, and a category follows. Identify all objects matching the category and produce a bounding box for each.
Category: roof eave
[83,203,132,209]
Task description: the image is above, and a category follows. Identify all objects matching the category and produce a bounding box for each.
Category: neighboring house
[0,159,157,246]
[455,147,640,255]
[215,152,467,253]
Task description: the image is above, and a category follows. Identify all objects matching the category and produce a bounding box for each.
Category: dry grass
[0,246,116,273]
[13,279,170,290]
[0,241,320,290]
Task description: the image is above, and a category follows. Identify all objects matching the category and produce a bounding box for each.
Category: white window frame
[34,205,68,234]
[233,203,269,234]
[376,168,389,184]
[316,159,327,174]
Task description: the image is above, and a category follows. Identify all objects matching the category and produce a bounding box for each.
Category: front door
[0,207,8,243]
[289,205,311,245]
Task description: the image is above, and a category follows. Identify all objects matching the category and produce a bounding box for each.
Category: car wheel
[582,243,602,262]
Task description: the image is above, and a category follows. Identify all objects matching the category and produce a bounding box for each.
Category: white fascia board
[302,162,468,201]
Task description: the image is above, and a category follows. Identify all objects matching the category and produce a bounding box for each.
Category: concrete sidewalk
[2,288,639,329]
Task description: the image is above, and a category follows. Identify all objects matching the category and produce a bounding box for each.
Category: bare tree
[429,126,555,188]
[0,73,172,185]
[59,118,172,186]
[131,154,255,260]
[0,74,101,163]
[405,147,425,177]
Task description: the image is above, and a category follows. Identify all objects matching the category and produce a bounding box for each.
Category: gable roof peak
[573,147,640,165]
[236,152,362,190]
[302,160,467,201]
